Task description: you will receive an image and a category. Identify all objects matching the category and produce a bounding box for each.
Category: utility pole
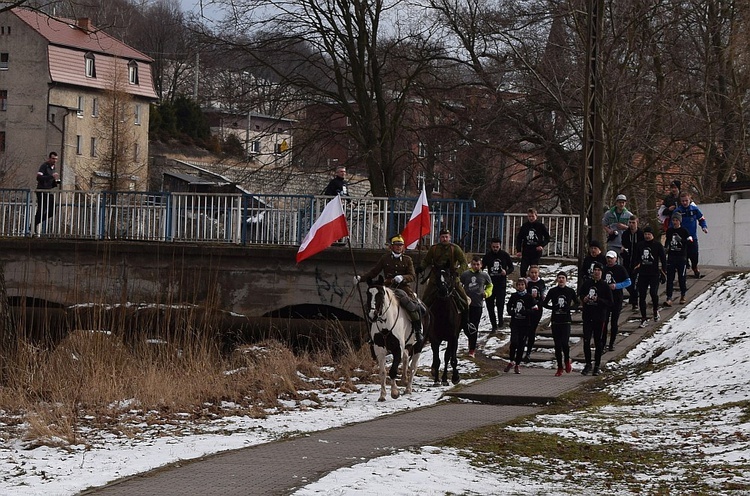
[579,0,605,263]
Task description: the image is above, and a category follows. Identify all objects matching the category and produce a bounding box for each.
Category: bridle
[368,285,401,336]
[436,268,456,299]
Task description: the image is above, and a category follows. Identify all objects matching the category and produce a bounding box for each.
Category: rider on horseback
[355,235,425,348]
[416,228,473,334]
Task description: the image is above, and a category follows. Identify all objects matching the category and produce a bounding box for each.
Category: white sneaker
[654,310,661,322]
[639,319,649,328]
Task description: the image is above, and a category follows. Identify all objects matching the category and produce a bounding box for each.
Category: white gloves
[353,275,361,285]
[393,275,404,284]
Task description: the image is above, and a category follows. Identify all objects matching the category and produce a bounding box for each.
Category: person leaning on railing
[33,151,60,237]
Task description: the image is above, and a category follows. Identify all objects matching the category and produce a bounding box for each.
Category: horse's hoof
[391,392,400,399]
[378,397,386,402]
[441,380,449,386]
[452,377,460,385]
[432,381,440,387]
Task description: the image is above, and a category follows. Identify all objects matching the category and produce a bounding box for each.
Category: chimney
[76,18,92,32]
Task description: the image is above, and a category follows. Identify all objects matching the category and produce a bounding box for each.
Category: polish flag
[401,186,431,249]
[296,195,349,263]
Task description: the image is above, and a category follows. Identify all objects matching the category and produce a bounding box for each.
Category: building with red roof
[0,8,157,190]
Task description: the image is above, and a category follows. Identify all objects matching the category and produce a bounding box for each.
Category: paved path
[82,266,732,496]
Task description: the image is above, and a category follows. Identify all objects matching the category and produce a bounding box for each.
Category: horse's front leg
[405,351,419,395]
[441,346,450,386]
[431,342,441,387]
[388,343,402,399]
[450,337,460,385]
[377,351,388,402]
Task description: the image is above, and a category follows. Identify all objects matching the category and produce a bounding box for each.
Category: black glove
[415,266,424,275]
[659,271,666,285]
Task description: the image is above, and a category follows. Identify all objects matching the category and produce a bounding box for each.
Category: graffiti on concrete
[315,266,346,305]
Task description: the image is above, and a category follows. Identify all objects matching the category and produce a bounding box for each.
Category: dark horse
[425,267,462,386]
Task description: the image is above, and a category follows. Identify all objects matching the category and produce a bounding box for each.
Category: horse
[365,280,422,402]
[425,267,462,386]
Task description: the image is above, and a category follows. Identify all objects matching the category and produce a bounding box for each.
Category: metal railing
[0,188,580,257]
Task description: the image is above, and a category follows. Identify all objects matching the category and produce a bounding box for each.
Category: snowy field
[1,267,748,495]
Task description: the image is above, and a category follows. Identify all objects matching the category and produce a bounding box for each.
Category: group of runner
[357,184,709,377]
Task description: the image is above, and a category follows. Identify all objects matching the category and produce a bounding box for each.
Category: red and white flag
[296,195,349,263]
[401,186,431,249]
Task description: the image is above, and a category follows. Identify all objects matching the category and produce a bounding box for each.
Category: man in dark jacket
[634,226,668,327]
[34,151,60,236]
[482,237,514,332]
[664,212,691,306]
[323,166,349,196]
[577,263,612,376]
[514,208,550,277]
[620,215,645,312]
[580,239,607,285]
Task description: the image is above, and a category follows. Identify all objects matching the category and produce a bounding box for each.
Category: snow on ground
[296,272,750,495]
[1,266,748,495]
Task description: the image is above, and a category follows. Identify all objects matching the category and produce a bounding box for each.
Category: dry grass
[0,320,373,447]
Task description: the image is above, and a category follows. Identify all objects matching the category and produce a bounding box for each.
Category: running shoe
[565,360,573,373]
[555,367,564,377]
[504,361,514,373]
[639,319,649,328]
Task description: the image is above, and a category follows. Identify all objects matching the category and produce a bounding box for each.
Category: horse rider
[416,228,473,334]
[354,235,425,348]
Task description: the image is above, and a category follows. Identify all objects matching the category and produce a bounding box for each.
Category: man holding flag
[354,235,424,348]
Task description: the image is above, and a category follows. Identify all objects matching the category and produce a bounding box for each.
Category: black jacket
[515,221,550,257]
[323,176,348,196]
[577,278,612,322]
[482,249,514,282]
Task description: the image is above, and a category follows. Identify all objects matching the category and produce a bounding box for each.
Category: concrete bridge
[0,238,385,345]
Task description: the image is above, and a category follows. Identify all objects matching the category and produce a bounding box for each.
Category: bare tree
[199,0,444,196]
[92,59,145,190]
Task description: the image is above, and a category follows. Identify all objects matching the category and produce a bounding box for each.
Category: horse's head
[366,280,386,322]
[435,267,455,299]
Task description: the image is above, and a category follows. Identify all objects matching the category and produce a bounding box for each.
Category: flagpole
[415,223,424,294]
[346,237,369,341]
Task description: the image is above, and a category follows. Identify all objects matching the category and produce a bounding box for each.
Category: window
[92,97,98,117]
[0,53,8,70]
[90,137,97,157]
[418,142,427,158]
[77,96,84,117]
[0,131,5,152]
[274,143,283,154]
[134,104,141,125]
[76,135,82,155]
[128,60,138,84]
[432,173,441,194]
[417,171,425,189]
[84,52,96,78]
[133,143,140,161]
[0,90,6,111]
[249,140,260,154]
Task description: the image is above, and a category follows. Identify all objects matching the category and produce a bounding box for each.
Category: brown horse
[425,267,462,386]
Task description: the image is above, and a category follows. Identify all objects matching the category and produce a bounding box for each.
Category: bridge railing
[0,189,580,257]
